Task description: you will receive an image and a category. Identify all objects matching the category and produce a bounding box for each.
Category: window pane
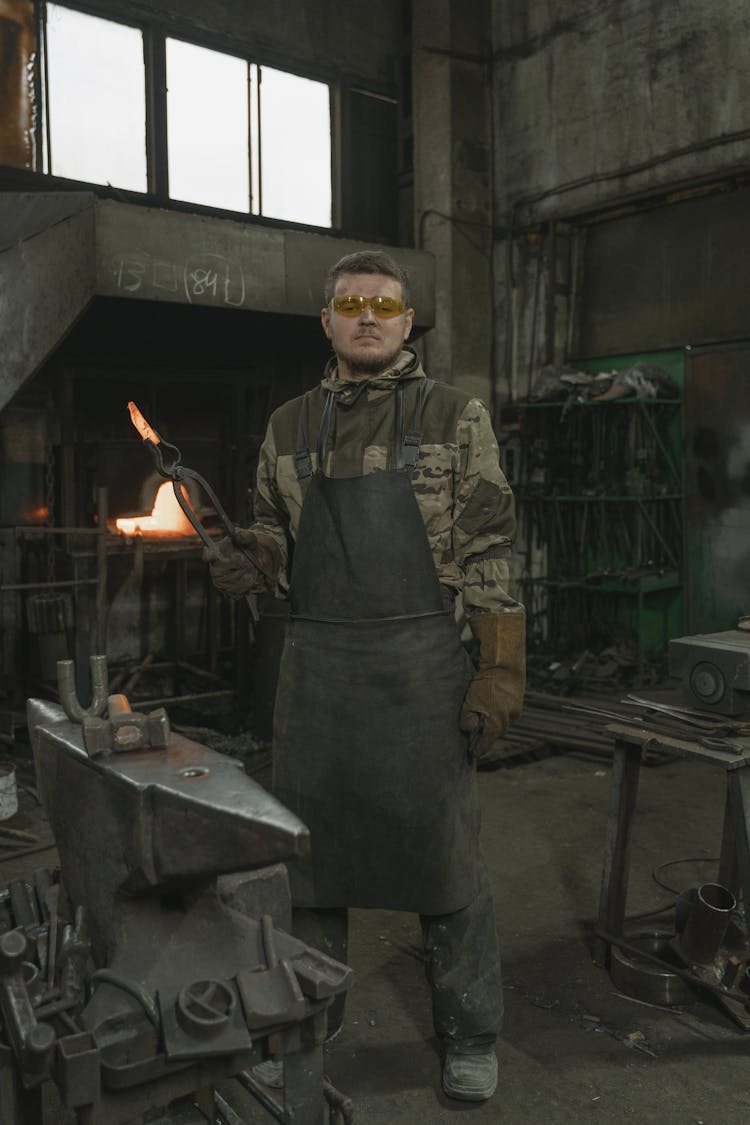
[167,39,249,213]
[46,3,146,191]
[259,67,331,228]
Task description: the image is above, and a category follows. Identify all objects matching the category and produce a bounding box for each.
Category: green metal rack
[508,350,686,683]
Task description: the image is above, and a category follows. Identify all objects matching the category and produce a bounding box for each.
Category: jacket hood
[321,346,424,400]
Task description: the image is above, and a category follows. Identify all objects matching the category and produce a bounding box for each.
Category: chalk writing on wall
[111,250,246,307]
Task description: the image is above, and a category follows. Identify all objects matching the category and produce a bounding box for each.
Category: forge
[0,192,435,721]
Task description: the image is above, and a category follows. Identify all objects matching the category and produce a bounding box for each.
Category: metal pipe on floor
[677,883,736,966]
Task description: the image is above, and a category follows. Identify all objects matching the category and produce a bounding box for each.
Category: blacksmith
[209,249,525,1102]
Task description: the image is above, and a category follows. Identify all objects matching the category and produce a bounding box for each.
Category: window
[40,4,333,228]
[165,42,332,226]
[45,3,147,192]
[166,39,250,214]
[256,67,332,227]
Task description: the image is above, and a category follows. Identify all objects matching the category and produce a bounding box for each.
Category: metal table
[596,721,750,967]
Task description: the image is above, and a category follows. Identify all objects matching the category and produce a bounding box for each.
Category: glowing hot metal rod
[126,401,272,619]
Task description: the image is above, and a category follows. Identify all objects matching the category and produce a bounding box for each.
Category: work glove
[460,611,526,764]
[205,527,280,598]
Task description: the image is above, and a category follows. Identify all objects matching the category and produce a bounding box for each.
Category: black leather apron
[272,381,479,915]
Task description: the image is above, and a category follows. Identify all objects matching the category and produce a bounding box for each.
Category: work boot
[442,1049,498,1102]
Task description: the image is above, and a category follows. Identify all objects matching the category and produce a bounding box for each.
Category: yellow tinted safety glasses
[331,295,405,318]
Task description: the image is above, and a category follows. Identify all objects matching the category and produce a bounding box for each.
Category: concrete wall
[493,0,750,222]
[145,0,404,88]
[491,0,750,392]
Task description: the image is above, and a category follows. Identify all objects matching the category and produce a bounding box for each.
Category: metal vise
[0,659,352,1125]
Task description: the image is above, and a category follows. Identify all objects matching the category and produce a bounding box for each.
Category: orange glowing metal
[127,401,161,446]
[115,482,197,538]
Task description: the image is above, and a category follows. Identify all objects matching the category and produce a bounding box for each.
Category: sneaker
[251,1058,284,1088]
[442,1049,498,1102]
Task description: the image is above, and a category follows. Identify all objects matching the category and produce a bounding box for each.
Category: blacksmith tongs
[126,401,273,622]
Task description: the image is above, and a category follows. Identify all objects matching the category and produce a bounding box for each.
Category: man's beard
[338,340,404,378]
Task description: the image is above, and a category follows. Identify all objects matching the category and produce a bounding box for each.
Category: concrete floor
[3,744,750,1123]
[326,750,750,1124]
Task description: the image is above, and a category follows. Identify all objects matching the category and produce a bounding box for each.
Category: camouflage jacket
[253,347,522,619]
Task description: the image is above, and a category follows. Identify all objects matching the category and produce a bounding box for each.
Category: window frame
[36,0,342,231]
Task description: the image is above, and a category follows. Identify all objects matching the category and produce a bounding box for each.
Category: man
[209,250,525,1102]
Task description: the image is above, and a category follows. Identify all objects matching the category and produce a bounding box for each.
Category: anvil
[27,697,311,966]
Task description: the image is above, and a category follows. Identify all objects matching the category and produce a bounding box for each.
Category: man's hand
[460,612,525,762]
[205,527,280,598]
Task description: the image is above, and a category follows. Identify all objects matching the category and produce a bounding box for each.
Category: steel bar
[0,826,38,843]
[127,689,234,708]
[636,400,680,486]
[0,579,98,592]
[596,739,643,964]
[322,1077,354,1124]
[13,526,106,536]
[634,499,678,569]
[214,1089,248,1125]
[236,1070,284,1122]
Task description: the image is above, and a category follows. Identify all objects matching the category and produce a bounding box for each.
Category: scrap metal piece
[57,656,109,721]
[323,1076,355,1125]
[291,948,354,1002]
[0,929,56,1088]
[610,931,691,1006]
[236,961,306,1032]
[54,1031,101,1109]
[677,882,736,969]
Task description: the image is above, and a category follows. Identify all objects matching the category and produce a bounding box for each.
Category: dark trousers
[292,858,503,1053]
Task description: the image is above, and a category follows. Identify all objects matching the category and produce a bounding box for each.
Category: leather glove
[205,527,281,598]
[460,611,526,762]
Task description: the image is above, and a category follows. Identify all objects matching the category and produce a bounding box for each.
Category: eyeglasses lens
[332,296,404,318]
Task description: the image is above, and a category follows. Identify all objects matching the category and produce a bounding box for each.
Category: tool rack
[508,364,684,683]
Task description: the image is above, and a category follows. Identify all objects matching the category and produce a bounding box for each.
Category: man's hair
[324,250,410,306]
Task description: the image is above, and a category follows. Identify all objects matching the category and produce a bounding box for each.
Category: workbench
[596,721,750,971]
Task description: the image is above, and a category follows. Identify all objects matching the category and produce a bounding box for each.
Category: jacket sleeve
[252,423,292,594]
[452,399,524,620]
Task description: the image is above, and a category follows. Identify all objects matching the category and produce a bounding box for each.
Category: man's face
[321,272,414,381]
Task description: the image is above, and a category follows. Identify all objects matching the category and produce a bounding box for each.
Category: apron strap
[395,378,434,472]
[295,389,334,497]
[294,391,315,489]
[297,380,435,484]
[317,390,335,469]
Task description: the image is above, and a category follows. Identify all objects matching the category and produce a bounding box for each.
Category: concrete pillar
[412,0,494,406]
